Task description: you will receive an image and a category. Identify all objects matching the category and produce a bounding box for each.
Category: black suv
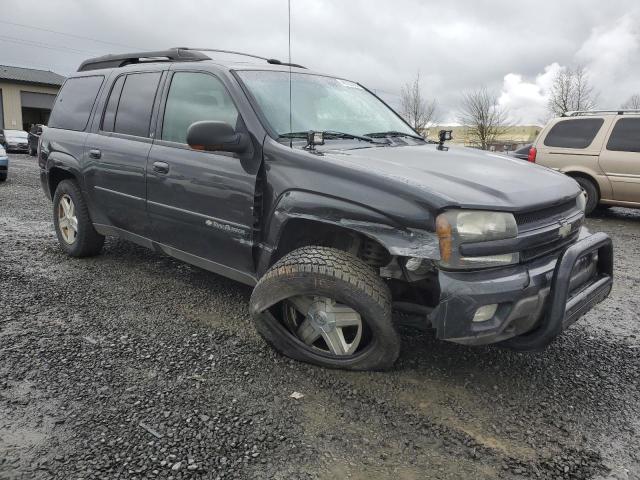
[38,48,613,370]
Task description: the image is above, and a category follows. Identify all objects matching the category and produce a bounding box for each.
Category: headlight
[436,210,519,269]
[576,192,587,212]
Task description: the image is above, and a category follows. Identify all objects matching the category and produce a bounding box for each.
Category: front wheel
[250,247,400,370]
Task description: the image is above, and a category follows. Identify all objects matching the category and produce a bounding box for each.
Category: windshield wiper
[364,131,425,141]
[279,130,388,144]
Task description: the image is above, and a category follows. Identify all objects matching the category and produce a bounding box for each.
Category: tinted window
[606,118,640,152]
[543,118,604,149]
[48,76,104,131]
[114,72,161,137]
[101,75,125,133]
[162,72,239,144]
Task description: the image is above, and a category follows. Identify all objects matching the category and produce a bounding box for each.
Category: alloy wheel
[57,194,78,244]
[283,296,364,355]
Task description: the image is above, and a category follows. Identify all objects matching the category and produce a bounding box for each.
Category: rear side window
[48,76,104,131]
[113,72,162,137]
[543,118,604,149]
[101,75,125,133]
[161,72,239,144]
[606,118,640,152]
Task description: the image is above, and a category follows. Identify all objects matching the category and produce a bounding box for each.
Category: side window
[606,118,640,153]
[48,76,104,131]
[113,72,162,137]
[162,72,239,144]
[543,118,604,149]
[101,75,125,133]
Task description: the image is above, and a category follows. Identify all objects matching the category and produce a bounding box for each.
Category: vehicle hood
[322,144,580,211]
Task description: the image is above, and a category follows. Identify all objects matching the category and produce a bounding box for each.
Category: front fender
[257,190,439,275]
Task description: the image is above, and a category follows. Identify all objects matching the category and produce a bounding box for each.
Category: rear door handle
[88,149,101,159]
[153,161,170,174]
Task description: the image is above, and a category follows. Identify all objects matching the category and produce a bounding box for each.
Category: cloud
[496,12,640,125]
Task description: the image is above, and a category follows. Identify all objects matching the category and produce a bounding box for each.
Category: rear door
[84,70,165,237]
[598,117,640,203]
[146,69,258,278]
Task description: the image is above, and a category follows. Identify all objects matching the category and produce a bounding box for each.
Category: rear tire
[53,180,105,257]
[250,246,400,371]
[574,177,598,215]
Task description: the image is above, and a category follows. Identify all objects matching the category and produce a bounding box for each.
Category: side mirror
[186,121,249,153]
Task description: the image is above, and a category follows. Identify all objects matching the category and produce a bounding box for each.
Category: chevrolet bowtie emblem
[558,223,572,238]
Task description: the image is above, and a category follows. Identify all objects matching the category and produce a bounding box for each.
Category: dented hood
[323,144,581,211]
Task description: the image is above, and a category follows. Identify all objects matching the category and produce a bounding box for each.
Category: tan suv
[531,110,640,214]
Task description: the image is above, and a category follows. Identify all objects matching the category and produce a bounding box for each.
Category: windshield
[5,130,28,139]
[237,70,416,138]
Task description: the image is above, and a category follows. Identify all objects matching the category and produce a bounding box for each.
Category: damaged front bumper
[428,228,613,349]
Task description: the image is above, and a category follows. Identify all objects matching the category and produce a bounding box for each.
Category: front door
[598,117,640,203]
[84,71,163,237]
[146,70,258,278]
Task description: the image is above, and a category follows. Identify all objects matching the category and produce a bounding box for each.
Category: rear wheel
[250,246,400,370]
[574,177,598,215]
[53,180,105,257]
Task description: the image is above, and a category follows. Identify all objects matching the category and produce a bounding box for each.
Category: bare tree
[400,72,437,132]
[621,94,640,109]
[458,87,508,150]
[548,65,598,116]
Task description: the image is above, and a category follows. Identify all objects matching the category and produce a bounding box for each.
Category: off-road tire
[250,246,400,370]
[575,177,598,215]
[53,180,105,257]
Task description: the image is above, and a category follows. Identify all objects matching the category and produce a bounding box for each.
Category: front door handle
[88,149,101,159]
[153,161,170,174]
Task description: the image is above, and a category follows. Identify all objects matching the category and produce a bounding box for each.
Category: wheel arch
[256,190,439,276]
[563,170,602,201]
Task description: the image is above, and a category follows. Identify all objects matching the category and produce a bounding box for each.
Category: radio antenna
[288,0,293,147]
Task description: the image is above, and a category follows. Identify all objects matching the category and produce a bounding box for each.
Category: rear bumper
[429,228,613,348]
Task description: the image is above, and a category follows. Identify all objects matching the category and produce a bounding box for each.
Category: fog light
[473,304,498,322]
[405,257,424,271]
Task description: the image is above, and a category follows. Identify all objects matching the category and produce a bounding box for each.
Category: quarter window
[543,118,604,149]
[113,72,162,137]
[162,72,239,144]
[48,76,104,131]
[606,118,640,153]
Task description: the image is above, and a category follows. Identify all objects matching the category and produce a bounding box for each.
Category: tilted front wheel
[250,247,400,370]
[53,180,105,257]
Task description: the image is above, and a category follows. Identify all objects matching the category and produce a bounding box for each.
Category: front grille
[520,230,580,262]
[515,199,576,227]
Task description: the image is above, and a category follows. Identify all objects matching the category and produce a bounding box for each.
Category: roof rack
[179,47,306,69]
[77,48,210,72]
[563,109,640,117]
[77,47,306,72]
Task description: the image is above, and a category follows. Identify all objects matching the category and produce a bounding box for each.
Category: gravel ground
[1,153,638,480]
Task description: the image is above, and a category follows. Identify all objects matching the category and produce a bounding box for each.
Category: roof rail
[77,47,307,72]
[180,47,306,69]
[563,109,640,117]
[77,48,210,72]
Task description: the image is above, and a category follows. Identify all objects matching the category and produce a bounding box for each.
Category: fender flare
[257,190,439,275]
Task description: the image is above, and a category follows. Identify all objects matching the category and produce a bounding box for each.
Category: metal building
[0,65,65,131]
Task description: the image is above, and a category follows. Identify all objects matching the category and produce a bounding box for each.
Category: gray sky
[2,0,639,124]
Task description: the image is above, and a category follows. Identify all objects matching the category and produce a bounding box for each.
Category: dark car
[508,143,533,161]
[28,124,44,156]
[1,129,29,153]
[38,48,613,370]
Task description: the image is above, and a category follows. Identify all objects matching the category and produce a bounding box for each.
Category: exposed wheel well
[49,168,77,197]
[272,218,391,268]
[565,171,600,200]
